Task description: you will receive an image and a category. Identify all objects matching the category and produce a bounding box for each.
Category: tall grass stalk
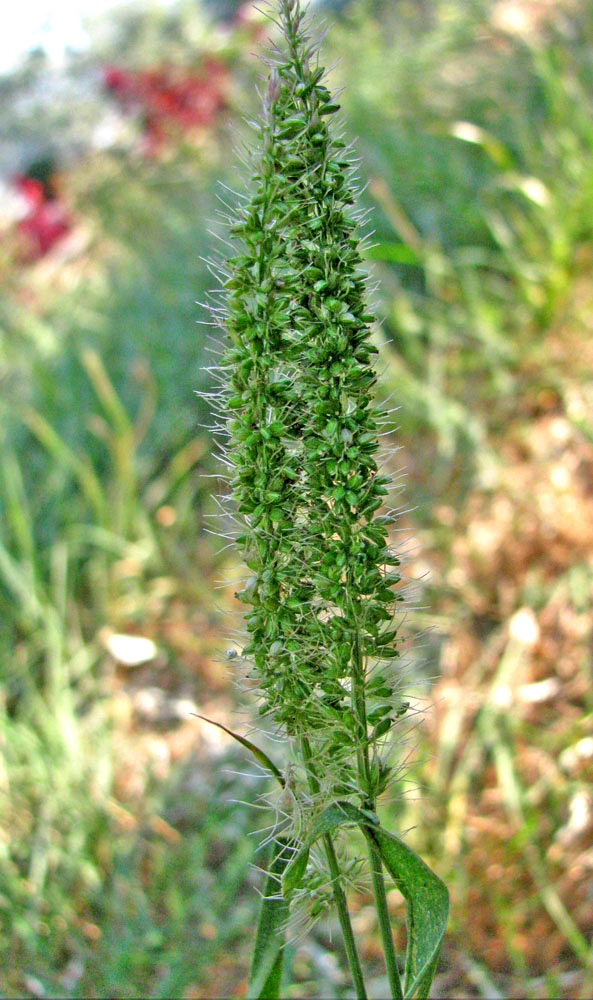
[205,2,448,996]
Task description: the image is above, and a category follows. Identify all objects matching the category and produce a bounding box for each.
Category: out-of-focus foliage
[0,7,263,995]
[330,0,593,467]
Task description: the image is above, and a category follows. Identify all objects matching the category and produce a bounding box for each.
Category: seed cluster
[222,0,403,801]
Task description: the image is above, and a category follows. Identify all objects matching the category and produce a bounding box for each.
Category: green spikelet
[222,0,404,808]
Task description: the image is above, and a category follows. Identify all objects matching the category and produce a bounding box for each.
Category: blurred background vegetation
[1,0,593,996]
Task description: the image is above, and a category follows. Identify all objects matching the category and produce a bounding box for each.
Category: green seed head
[217,0,406,810]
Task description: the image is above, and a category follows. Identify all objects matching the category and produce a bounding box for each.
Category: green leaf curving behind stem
[369,823,449,999]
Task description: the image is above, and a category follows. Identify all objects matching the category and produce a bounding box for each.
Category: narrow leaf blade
[193,715,284,786]
[248,838,291,999]
[282,846,309,898]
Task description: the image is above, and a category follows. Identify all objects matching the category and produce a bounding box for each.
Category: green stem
[300,736,367,1000]
[367,834,403,1000]
[323,832,368,1000]
[352,629,403,1000]
[351,631,373,795]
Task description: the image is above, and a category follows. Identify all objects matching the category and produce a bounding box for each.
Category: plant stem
[352,628,403,1000]
[323,832,368,1000]
[367,833,403,1000]
[300,736,367,1000]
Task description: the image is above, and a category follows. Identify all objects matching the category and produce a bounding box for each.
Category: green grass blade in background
[248,838,291,1000]
[22,406,108,528]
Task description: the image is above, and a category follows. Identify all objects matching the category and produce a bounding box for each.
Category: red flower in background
[103,56,230,152]
[12,167,73,262]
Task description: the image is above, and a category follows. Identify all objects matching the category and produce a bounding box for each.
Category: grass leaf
[248,838,290,1000]
[369,824,449,999]
[193,715,284,787]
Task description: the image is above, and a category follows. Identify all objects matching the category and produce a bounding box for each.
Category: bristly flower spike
[205,2,449,997]
[221,0,405,807]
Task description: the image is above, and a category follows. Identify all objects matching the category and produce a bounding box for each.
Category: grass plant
[2,0,593,995]
[208,2,448,996]
[0,347,218,994]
